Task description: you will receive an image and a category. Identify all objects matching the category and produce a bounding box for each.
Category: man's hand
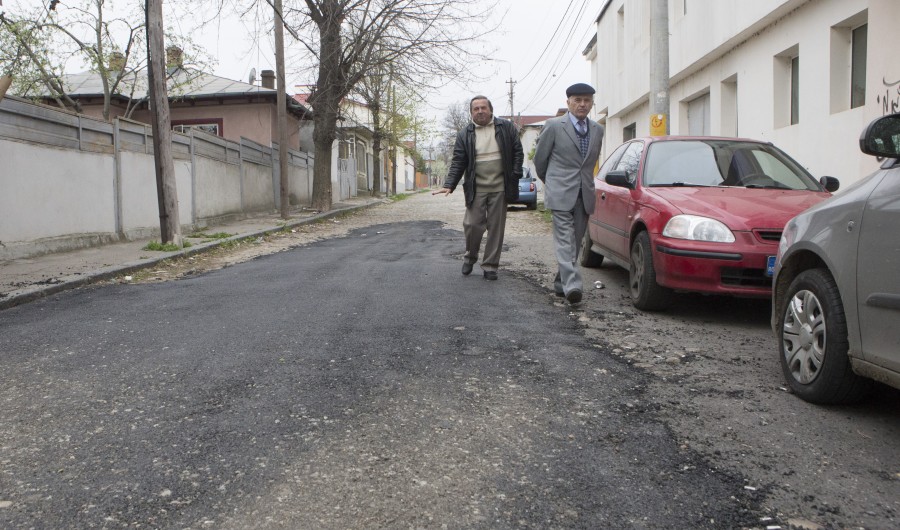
[432,188,452,196]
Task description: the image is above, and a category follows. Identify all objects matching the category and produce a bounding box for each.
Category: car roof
[634,135,773,146]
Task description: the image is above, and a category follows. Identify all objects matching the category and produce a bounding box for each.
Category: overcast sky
[187,0,607,124]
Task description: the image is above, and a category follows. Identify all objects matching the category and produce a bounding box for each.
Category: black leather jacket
[442,117,524,207]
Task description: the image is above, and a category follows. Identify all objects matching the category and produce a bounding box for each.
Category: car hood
[648,187,830,230]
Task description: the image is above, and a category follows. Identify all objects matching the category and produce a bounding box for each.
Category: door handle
[601,192,606,200]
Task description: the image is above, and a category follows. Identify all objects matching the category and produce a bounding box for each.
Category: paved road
[0,218,759,528]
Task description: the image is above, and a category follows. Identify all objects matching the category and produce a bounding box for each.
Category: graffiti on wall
[877,77,900,115]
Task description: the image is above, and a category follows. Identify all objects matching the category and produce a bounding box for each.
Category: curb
[0,199,385,312]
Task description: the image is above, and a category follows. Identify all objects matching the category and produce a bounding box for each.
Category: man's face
[567,94,593,121]
[471,99,493,126]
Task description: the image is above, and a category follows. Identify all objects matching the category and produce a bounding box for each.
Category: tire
[778,268,872,404]
[629,231,672,311]
[579,227,604,268]
[526,201,537,211]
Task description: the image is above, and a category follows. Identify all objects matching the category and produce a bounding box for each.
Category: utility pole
[274,0,290,219]
[649,0,670,136]
[390,84,397,196]
[506,77,516,126]
[146,0,181,246]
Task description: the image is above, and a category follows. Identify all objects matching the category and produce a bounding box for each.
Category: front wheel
[629,231,671,311]
[778,268,871,404]
[579,228,604,268]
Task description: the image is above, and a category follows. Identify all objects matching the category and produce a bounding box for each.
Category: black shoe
[483,270,498,281]
[554,272,564,296]
[462,262,474,275]
[566,289,583,304]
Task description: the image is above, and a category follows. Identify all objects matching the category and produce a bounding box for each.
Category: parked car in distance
[511,166,538,210]
[771,113,900,404]
[581,136,839,311]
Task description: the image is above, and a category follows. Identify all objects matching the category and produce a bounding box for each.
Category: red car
[580,136,839,311]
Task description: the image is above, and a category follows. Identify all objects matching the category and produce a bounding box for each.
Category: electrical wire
[518,0,592,114]
[516,0,576,83]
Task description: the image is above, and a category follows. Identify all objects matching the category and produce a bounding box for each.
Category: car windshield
[642,140,820,191]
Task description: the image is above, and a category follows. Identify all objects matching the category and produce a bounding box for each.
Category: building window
[721,75,738,137]
[356,139,368,174]
[790,56,800,125]
[851,23,867,109]
[829,12,867,114]
[172,119,222,136]
[623,122,636,141]
[774,45,799,128]
[687,92,711,135]
[617,6,625,69]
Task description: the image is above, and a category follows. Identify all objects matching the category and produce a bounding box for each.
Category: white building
[587,0,900,188]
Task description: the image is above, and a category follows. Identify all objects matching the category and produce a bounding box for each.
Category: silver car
[772,113,900,404]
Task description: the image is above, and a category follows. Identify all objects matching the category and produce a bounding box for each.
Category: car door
[855,166,900,373]
[597,141,644,260]
[591,142,629,253]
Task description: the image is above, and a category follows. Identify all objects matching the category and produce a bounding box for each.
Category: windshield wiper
[649,182,708,187]
[744,184,789,189]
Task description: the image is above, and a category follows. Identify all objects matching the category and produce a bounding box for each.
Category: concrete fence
[0,96,314,260]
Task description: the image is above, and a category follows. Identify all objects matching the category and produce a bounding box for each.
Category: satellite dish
[248,68,257,85]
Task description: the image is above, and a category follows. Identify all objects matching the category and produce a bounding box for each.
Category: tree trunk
[309,6,344,212]
[0,76,11,101]
[311,108,335,211]
[370,104,382,197]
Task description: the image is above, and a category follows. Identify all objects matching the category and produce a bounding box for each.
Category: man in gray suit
[533,83,604,304]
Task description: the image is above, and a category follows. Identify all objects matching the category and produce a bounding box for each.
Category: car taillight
[529,183,535,192]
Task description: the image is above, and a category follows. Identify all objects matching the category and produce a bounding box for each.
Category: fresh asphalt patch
[0,221,760,528]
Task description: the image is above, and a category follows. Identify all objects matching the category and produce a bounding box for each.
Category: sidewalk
[0,197,386,311]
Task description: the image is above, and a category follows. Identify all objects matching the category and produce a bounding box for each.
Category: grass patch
[188,231,233,239]
[537,202,552,224]
[142,241,193,252]
[390,193,411,202]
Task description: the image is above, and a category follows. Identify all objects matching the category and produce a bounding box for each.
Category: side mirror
[819,176,840,192]
[605,170,633,189]
[860,114,900,158]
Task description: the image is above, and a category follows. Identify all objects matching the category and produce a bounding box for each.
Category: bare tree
[284,0,494,211]
[0,0,211,121]
[442,99,471,136]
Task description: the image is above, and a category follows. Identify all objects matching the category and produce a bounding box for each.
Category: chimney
[166,46,183,68]
[261,70,275,89]
[108,52,125,72]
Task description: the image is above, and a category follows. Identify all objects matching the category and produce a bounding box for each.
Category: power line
[519,0,592,113]
[516,0,576,83]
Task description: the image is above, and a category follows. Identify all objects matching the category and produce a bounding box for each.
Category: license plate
[766,255,776,277]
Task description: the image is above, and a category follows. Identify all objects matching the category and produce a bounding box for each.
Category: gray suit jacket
[533,114,604,214]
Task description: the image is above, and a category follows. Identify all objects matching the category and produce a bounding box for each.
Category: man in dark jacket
[432,95,524,280]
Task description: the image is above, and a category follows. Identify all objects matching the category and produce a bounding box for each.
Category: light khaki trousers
[463,191,507,272]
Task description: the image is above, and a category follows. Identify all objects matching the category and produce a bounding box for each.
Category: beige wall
[132,101,302,150]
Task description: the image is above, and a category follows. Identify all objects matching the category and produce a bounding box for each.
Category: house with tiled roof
[37,49,311,151]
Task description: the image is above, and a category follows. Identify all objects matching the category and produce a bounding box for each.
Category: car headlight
[663,215,736,243]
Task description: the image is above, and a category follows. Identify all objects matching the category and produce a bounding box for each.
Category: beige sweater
[473,121,504,193]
